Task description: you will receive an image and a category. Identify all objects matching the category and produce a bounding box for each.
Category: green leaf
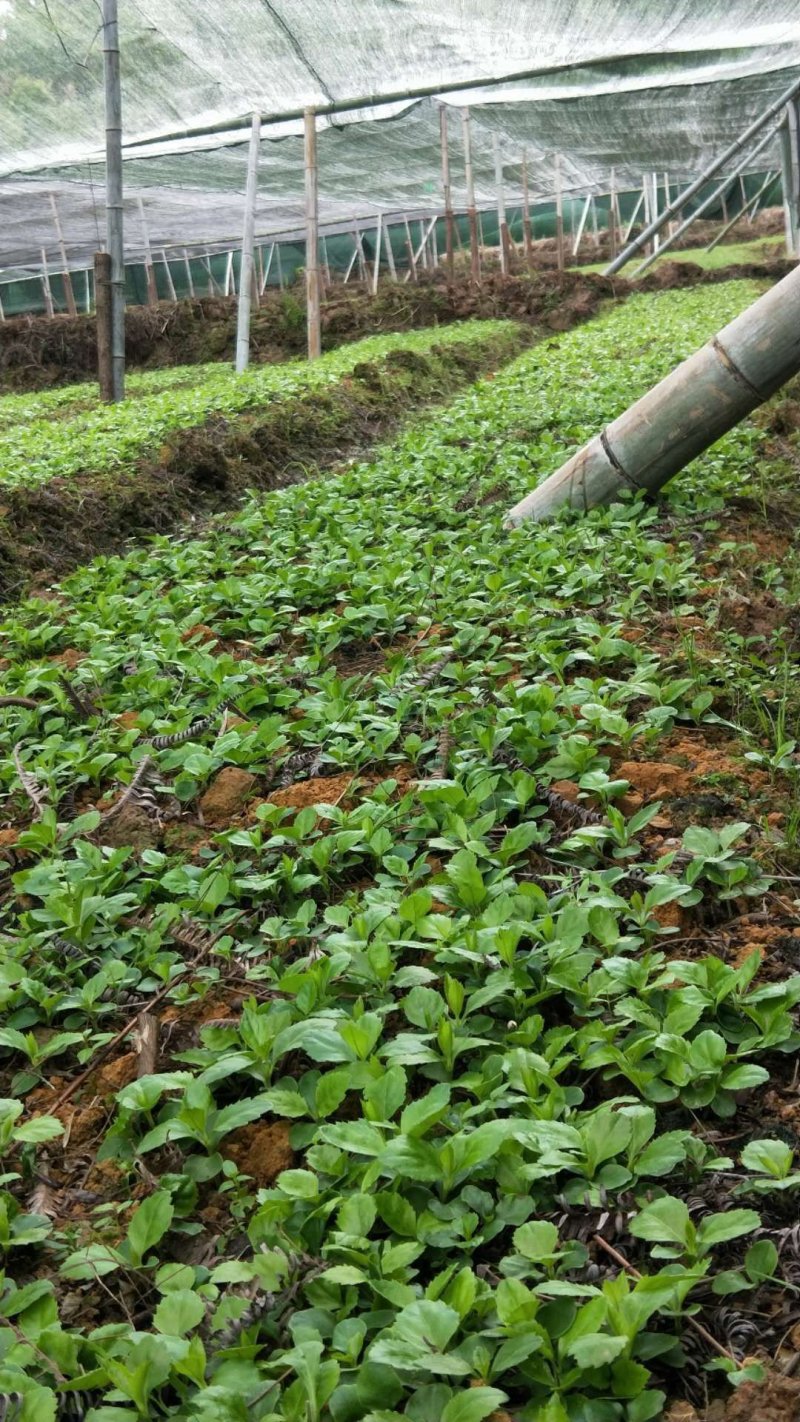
[440,1387,509,1422]
[445,849,488,909]
[697,1209,760,1250]
[399,1083,450,1137]
[513,1221,560,1261]
[629,1197,692,1249]
[276,1168,319,1198]
[126,1190,174,1266]
[153,1288,206,1337]
[741,1138,793,1178]
[567,1333,627,1368]
[13,1115,64,1144]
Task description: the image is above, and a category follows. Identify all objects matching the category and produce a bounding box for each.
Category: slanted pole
[235,111,261,372]
[321,235,331,287]
[49,194,77,316]
[384,223,397,281]
[555,154,565,271]
[160,248,177,303]
[506,263,800,525]
[521,150,533,267]
[95,250,113,401]
[623,189,645,243]
[403,217,417,281]
[608,168,618,261]
[102,0,124,400]
[137,196,158,305]
[571,194,592,257]
[40,249,55,316]
[275,242,284,290]
[462,108,480,280]
[650,173,660,253]
[224,251,234,296]
[261,243,276,293]
[372,213,383,295]
[440,105,455,281]
[83,268,92,314]
[631,123,779,276]
[0,287,4,322]
[182,249,195,298]
[707,170,779,251]
[606,70,800,274]
[493,134,509,274]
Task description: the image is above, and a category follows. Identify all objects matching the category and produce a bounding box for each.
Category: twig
[134,1013,159,1078]
[12,744,49,818]
[99,756,154,823]
[592,1235,736,1362]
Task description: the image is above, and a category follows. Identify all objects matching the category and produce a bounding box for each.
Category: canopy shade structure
[1,2,799,270]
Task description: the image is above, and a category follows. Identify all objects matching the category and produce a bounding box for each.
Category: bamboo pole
[275,242,284,290]
[506,262,800,525]
[384,223,397,281]
[321,235,331,287]
[48,194,77,316]
[651,173,660,253]
[555,154,565,271]
[493,133,509,275]
[343,240,359,284]
[590,194,599,246]
[224,251,234,296]
[182,249,195,298]
[305,107,321,356]
[40,249,54,316]
[255,247,265,302]
[84,268,92,314]
[706,171,779,251]
[440,105,455,281]
[94,251,113,401]
[137,196,158,305]
[372,213,383,295]
[160,249,177,303]
[632,123,779,277]
[102,0,124,399]
[235,111,261,372]
[748,171,779,223]
[606,71,800,274]
[521,150,533,267]
[462,108,480,281]
[0,287,4,322]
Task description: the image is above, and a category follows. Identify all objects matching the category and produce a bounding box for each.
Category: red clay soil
[667,1372,800,1421]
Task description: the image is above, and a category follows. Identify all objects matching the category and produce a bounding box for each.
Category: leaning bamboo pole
[521,151,533,267]
[506,262,800,525]
[440,106,455,281]
[40,249,55,316]
[554,155,565,271]
[706,171,778,252]
[235,110,261,372]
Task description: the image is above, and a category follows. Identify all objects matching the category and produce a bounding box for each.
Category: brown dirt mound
[0,325,528,604]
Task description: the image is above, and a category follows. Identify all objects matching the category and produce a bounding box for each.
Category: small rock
[199,767,257,827]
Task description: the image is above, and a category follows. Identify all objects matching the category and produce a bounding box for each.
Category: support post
[608,169,618,260]
[440,105,455,281]
[571,194,592,257]
[0,287,4,322]
[235,110,261,373]
[403,217,417,281]
[160,249,177,303]
[371,213,383,295]
[555,154,565,271]
[137,197,158,305]
[631,123,779,277]
[103,0,124,400]
[493,133,509,274]
[606,70,800,274]
[95,250,113,401]
[321,235,331,287]
[384,223,397,281]
[651,173,660,253]
[182,248,195,298]
[462,108,480,281]
[706,171,779,252]
[521,150,533,267]
[506,262,800,525]
[84,268,92,314]
[49,194,77,316]
[40,249,55,316]
[780,104,800,257]
[304,107,321,357]
[275,242,284,290]
[261,243,276,293]
[623,189,645,244]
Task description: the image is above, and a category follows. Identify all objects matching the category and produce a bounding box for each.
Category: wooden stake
[136,196,158,305]
[94,250,113,401]
[462,107,480,280]
[304,107,321,357]
[440,105,455,281]
[160,249,177,303]
[49,194,77,316]
[40,248,54,316]
[493,133,509,274]
[521,150,533,267]
[555,154,565,271]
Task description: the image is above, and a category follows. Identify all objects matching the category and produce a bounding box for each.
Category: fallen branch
[592,1234,736,1363]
